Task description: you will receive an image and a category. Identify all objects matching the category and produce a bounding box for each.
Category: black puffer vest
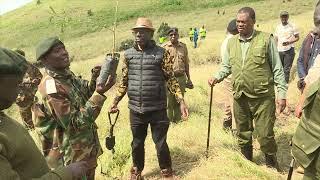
[125,42,167,113]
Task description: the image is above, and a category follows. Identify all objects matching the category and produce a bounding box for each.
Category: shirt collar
[45,68,73,79]
[167,41,182,47]
[239,30,256,42]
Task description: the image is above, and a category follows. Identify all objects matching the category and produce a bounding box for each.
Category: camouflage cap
[36,36,63,61]
[0,47,28,75]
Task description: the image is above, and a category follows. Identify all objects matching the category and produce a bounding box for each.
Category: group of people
[188,25,207,48]
[0,15,191,179]
[210,4,320,180]
[1,3,320,180]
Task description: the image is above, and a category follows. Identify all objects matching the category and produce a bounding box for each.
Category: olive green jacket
[0,112,72,179]
[228,31,275,99]
[292,78,320,168]
[214,30,287,99]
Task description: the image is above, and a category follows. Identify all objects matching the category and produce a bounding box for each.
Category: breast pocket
[253,46,267,64]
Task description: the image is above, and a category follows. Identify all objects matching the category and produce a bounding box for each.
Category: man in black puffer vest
[110,17,189,180]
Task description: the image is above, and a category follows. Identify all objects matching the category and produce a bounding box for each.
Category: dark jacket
[125,42,167,113]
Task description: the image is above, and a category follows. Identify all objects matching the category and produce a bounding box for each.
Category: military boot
[240,145,253,161]
[223,117,232,131]
[265,154,280,172]
[160,168,174,180]
[130,167,143,180]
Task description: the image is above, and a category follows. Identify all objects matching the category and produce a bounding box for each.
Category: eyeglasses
[132,30,146,35]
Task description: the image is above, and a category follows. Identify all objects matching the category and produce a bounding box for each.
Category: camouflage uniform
[33,68,106,179]
[0,47,72,179]
[16,61,42,129]
[162,41,189,122]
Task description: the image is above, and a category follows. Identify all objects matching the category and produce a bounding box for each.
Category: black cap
[227,19,237,33]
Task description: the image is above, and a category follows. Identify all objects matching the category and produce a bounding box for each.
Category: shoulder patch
[45,79,57,94]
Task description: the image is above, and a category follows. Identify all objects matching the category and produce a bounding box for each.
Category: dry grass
[3,0,319,179]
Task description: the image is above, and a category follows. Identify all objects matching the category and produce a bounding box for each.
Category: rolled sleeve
[89,91,107,108]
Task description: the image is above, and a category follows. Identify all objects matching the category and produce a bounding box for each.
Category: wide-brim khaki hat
[131,17,155,31]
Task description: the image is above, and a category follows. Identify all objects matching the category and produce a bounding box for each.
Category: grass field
[2,0,319,179]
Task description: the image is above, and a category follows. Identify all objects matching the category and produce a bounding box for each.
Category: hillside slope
[0,0,314,62]
[2,0,319,179]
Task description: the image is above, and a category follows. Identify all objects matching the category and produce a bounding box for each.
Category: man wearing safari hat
[0,47,89,179]
[33,37,115,179]
[110,17,189,179]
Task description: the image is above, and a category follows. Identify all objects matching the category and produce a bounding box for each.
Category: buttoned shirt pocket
[253,46,267,64]
[292,125,320,168]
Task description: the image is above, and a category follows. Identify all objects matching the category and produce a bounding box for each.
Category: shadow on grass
[143,146,201,179]
[254,132,293,173]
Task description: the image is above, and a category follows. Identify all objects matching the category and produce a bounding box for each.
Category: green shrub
[156,22,170,42]
[118,39,134,51]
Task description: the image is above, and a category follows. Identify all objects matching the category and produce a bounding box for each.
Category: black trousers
[279,47,295,83]
[130,109,172,171]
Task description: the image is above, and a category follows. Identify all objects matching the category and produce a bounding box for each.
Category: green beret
[0,47,28,75]
[36,36,63,61]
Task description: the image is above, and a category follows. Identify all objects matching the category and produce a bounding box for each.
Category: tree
[156,22,170,42]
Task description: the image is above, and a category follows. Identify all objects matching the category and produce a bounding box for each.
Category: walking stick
[287,157,295,180]
[206,85,214,158]
[287,141,295,180]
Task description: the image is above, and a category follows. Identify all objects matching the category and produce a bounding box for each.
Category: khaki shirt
[163,41,189,76]
[215,30,288,99]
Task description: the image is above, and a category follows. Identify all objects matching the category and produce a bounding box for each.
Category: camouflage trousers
[167,75,186,123]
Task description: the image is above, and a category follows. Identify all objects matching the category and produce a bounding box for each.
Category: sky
[0,0,33,15]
